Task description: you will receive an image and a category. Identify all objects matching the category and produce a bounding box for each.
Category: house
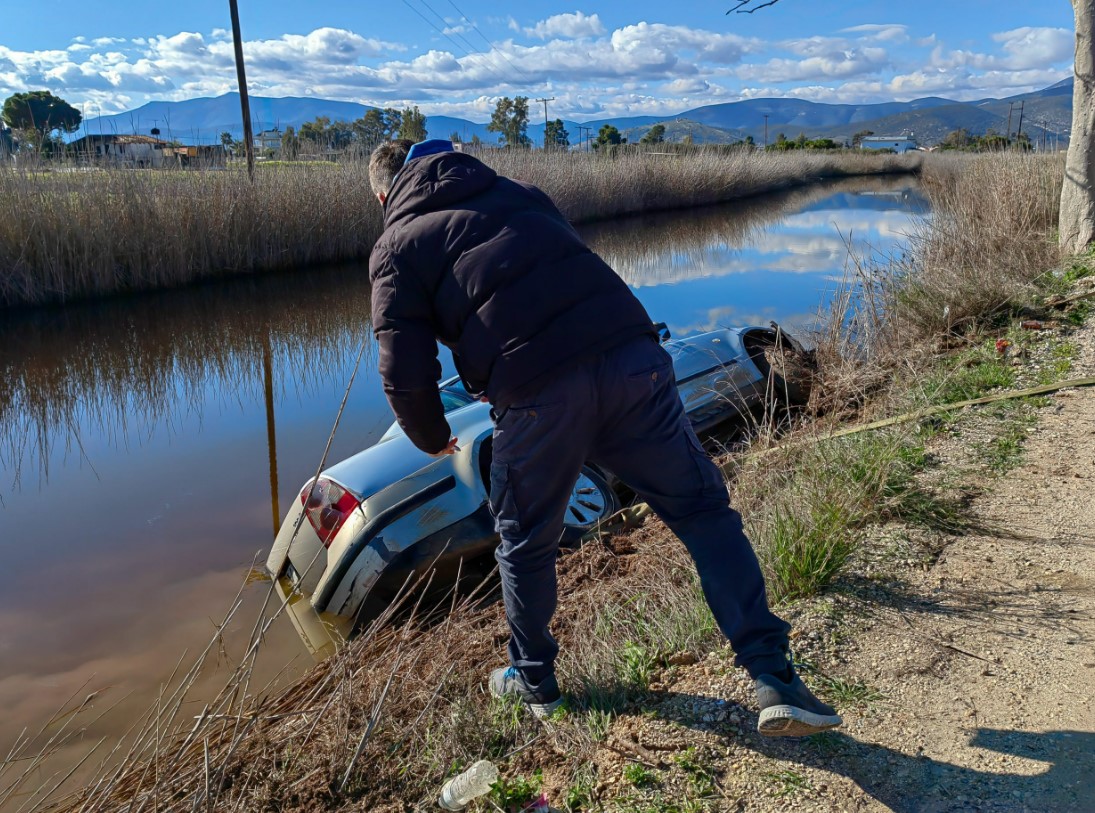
[254,129,282,154]
[860,135,918,153]
[163,144,227,168]
[69,134,171,167]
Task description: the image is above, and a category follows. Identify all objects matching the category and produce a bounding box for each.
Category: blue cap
[404,138,454,165]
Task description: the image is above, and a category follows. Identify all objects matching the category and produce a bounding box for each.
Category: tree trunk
[1061,1,1095,254]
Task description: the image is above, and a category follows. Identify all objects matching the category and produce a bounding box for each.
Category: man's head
[369,139,414,204]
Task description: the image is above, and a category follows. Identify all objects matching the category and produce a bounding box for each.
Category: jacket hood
[384,151,498,226]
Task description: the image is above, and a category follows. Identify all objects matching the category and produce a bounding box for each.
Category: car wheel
[560,466,620,546]
[747,331,815,409]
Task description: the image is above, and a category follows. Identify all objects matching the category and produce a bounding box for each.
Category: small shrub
[623,763,659,789]
[491,769,543,810]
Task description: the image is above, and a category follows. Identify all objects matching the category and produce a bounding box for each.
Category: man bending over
[367,138,841,737]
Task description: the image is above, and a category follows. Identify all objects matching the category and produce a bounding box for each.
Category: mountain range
[73,78,1074,149]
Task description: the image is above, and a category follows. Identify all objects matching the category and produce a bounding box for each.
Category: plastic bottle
[438,760,499,811]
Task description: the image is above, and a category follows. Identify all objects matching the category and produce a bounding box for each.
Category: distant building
[69,134,171,167]
[68,134,227,168]
[254,129,282,154]
[860,135,918,153]
[163,144,227,168]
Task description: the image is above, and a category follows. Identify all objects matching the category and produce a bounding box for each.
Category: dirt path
[802,329,1095,811]
[592,324,1095,812]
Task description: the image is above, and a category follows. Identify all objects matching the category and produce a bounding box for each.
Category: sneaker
[756,669,843,737]
[489,666,563,719]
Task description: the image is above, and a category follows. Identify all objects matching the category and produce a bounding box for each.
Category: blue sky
[0,1,1076,121]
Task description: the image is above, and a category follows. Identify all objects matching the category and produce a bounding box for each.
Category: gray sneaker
[756,670,843,737]
[489,666,563,719]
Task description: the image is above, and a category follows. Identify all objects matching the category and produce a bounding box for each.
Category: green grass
[766,502,859,602]
[798,663,885,706]
[490,768,543,810]
[976,401,1039,474]
[673,748,718,798]
[924,345,1016,405]
[624,763,659,789]
[764,768,812,797]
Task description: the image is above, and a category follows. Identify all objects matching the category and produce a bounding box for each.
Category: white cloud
[992,26,1073,69]
[840,24,909,44]
[739,47,890,83]
[524,12,605,40]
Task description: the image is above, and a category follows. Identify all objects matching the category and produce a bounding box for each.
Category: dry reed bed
[5,153,1066,812]
[0,151,919,308]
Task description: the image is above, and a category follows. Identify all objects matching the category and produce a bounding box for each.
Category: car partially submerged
[266,325,810,655]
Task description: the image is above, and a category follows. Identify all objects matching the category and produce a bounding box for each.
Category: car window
[439,388,475,414]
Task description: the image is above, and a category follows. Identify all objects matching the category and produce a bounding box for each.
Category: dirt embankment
[586,321,1095,813]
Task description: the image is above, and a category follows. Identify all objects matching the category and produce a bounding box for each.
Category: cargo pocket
[488,460,522,536]
[682,417,726,495]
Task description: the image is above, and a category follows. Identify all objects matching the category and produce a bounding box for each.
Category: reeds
[0,150,919,308]
[10,151,1068,811]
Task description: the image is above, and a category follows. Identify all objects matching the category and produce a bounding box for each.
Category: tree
[352,109,388,148]
[1061,1,1095,253]
[381,109,402,140]
[488,96,531,148]
[544,118,569,149]
[450,130,462,143]
[299,116,331,144]
[220,131,234,150]
[940,128,975,150]
[595,124,622,149]
[2,91,82,151]
[398,106,428,142]
[280,126,300,159]
[851,129,874,148]
[640,123,666,145]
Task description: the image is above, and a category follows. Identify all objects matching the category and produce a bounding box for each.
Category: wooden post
[228,0,255,181]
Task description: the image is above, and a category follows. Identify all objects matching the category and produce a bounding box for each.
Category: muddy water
[0,174,926,794]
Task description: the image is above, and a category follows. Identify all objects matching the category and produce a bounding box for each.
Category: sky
[0,1,1077,122]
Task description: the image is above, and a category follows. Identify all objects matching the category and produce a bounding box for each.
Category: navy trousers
[489,335,791,685]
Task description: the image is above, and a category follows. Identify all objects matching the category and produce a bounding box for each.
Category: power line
[418,0,514,80]
[444,0,533,80]
[410,0,514,85]
[398,0,510,87]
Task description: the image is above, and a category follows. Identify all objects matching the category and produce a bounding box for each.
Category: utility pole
[536,96,555,149]
[763,114,769,148]
[577,125,592,152]
[1015,100,1025,150]
[1006,101,1015,147]
[228,0,255,180]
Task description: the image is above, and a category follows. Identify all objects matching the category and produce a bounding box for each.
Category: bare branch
[726,0,781,14]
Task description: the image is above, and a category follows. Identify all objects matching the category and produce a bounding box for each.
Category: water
[0,174,927,782]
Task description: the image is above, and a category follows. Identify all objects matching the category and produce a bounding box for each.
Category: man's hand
[429,436,460,457]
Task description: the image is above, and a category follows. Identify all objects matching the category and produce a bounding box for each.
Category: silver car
[266,326,808,653]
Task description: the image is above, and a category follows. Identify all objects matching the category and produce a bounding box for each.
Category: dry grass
[8,150,1071,812]
[0,150,918,308]
[893,152,1063,337]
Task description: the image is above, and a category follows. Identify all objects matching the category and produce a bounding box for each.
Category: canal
[0,174,927,790]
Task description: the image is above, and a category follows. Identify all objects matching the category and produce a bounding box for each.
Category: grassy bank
[0,150,918,308]
[6,152,1079,812]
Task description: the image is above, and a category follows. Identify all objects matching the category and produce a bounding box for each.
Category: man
[368,138,841,737]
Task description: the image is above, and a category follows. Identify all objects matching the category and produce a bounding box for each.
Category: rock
[667,652,698,666]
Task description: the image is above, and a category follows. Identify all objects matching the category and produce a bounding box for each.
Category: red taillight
[300,478,360,548]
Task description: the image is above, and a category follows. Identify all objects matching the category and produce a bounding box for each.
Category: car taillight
[299,478,360,548]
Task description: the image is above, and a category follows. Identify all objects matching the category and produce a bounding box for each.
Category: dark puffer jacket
[369,149,654,453]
